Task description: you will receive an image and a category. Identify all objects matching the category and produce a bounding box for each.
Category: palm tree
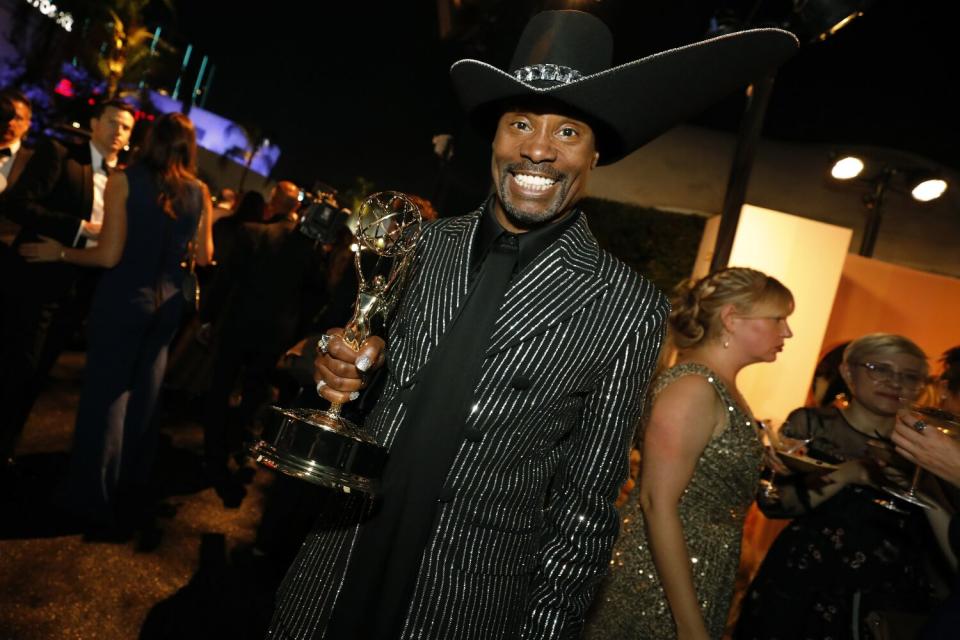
[77,0,176,98]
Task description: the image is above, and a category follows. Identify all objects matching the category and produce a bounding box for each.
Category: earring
[723,338,730,349]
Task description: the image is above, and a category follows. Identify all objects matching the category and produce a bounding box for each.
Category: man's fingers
[356,336,386,372]
[312,328,382,402]
[323,353,366,382]
[317,384,361,406]
[314,361,365,393]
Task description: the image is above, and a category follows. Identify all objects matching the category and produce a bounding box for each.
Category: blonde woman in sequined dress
[584,268,794,640]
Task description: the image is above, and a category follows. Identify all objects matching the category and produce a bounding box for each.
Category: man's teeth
[513,173,557,189]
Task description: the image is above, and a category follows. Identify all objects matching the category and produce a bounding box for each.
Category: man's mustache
[503,161,565,182]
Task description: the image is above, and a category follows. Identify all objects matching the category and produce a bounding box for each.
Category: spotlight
[827,155,950,256]
[830,156,864,180]
[911,178,947,203]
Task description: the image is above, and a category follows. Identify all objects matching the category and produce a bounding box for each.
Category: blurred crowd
[2,84,958,640]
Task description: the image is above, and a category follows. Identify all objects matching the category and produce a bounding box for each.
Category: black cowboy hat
[450,10,799,165]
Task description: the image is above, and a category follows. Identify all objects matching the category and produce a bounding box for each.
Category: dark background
[160,1,956,205]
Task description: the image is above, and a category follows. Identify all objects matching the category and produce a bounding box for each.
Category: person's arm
[196,182,214,266]
[759,410,871,517]
[639,374,721,640]
[893,411,960,487]
[18,171,128,268]
[519,315,666,639]
[890,413,960,569]
[1,138,88,244]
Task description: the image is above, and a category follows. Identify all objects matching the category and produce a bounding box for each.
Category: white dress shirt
[0,139,22,194]
[74,142,116,248]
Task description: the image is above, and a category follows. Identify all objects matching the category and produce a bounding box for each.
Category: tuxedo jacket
[0,137,95,298]
[0,143,33,194]
[270,206,668,640]
[0,144,33,266]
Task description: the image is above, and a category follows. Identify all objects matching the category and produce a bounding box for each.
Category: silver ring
[316,380,327,395]
[317,334,332,355]
[914,419,927,433]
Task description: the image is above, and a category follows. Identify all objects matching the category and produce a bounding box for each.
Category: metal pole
[172,43,193,101]
[199,64,216,108]
[710,73,776,272]
[190,55,209,110]
[858,168,892,257]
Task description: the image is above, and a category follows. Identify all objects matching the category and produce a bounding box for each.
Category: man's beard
[496,161,570,228]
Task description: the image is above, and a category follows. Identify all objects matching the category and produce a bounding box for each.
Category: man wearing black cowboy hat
[268,10,796,640]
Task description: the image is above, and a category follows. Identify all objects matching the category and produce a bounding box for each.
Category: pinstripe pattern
[268,204,668,640]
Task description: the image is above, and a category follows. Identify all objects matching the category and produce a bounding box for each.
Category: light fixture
[828,156,950,256]
[830,156,864,180]
[911,178,947,202]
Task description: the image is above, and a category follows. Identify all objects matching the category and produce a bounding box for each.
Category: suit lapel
[8,148,31,187]
[396,211,606,376]
[422,214,480,349]
[394,213,478,382]
[486,214,605,357]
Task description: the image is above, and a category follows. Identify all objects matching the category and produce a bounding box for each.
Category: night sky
[166,0,957,203]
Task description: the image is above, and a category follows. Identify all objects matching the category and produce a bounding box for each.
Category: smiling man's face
[490,107,599,232]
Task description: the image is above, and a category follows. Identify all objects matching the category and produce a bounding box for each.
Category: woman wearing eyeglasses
[735,333,952,640]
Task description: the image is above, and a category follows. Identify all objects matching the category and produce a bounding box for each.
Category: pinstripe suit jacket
[270,205,668,640]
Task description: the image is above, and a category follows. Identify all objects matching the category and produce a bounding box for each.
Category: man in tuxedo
[267,10,797,640]
[0,89,33,196]
[0,89,34,323]
[0,99,135,474]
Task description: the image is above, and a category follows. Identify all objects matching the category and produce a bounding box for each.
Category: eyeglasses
[854,361,927,389]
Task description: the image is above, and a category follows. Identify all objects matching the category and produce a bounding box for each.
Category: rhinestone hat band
[512,63,583,85]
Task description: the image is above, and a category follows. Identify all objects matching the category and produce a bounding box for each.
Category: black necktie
[327,234,519,640]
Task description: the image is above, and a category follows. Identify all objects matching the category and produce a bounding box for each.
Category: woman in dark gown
[20,113,213,531]
[735,333,954,640]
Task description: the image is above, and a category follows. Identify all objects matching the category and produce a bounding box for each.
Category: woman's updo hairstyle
[669,267,793,350]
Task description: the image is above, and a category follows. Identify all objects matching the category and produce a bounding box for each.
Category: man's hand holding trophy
[251,192,423,494]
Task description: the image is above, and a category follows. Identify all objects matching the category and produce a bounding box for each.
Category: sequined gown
[584,363,763,639]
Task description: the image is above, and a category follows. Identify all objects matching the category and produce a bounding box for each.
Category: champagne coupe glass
[759,420,813,500]
[881,404,960,509]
